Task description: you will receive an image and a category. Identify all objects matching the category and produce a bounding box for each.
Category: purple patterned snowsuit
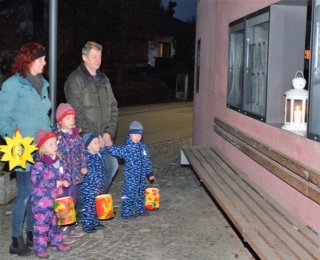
[31,155,71,255]
[55,126,87,205]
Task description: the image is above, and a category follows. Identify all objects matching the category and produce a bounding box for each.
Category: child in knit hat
[104,121,154,220]
[80,133,107,233]
[31,130,72,258]
[54,103,88,243]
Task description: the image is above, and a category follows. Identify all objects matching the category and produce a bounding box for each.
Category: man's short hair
[82,41,103,56]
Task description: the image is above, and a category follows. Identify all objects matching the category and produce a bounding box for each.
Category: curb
[119,101,193,116]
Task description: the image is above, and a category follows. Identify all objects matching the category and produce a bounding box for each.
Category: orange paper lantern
[145,188,160,211]
[54,196,76,226]
[96,194,114,220]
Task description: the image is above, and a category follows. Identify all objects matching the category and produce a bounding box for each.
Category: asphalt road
[114,102,193,145]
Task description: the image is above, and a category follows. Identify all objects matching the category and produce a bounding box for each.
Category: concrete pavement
[0,102,254,259]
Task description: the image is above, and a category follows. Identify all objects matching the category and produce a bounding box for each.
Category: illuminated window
[158,42,171,58]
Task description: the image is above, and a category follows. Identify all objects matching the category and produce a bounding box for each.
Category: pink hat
[36,130,56,148]
[56,103,76,122]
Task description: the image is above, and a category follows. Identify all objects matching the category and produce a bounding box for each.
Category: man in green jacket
[64,41,118,194]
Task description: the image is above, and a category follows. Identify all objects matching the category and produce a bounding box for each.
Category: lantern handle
[295,71,304,78]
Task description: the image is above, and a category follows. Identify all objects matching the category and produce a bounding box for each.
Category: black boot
[9,236,32,256]
[26,231,33,247]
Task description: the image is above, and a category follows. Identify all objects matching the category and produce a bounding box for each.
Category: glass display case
[227,19,245,111]
[227,9,270,120]
[308,0,320,140]
[227,2,307,125]
[243,11,269,119]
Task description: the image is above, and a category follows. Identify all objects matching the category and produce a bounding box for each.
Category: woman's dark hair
[11,43,45,77]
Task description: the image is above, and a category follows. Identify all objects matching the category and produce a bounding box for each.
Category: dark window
[196,39,201,93]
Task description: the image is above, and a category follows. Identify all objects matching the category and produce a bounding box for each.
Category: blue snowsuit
[79,149,106,232]
[107,136,153,218]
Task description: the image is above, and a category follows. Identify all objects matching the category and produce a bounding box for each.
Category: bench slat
[213,148,320,254]
[183,147,320,260]
[214,122,320,205]
[192,147,308,259]
[203,148,320,259]
[215,117,320,187]
[183,147,282,259]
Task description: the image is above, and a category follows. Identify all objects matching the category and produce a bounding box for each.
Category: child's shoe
[62,234,77,245]
[51,243,70,252]
[121,215,137,221]
[36,252,49,259]
[137,211,150,217]
[95,223,105,230]
[58,243,70,252]
[84,228,96,233]
[69,228,86,238]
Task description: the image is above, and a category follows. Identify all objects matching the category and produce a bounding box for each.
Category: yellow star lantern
[0,129,38,171]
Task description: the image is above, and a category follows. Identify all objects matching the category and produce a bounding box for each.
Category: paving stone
[0,137,254,260]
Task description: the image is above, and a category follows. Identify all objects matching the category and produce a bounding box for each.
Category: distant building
[148,35,175,67]
[123,17,192,69]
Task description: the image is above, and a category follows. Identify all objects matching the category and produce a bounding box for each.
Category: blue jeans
[12,171,33,237]
[103,153,118,194]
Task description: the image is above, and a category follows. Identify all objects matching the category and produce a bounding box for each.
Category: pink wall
[194,0,320,233]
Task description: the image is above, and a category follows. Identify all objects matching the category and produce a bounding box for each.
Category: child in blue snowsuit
[31,130,71,258]
[105,121,154,220]
[80,133,106,233]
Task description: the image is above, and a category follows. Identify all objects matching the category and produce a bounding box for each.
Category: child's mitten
[148,175,154,184]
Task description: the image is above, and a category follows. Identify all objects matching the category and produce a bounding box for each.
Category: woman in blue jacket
[0,43,51,256]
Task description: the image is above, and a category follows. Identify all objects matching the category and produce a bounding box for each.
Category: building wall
[194,0,320,233]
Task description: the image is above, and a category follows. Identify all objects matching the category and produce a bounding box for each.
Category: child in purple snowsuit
[54,103,87,242]
[55,103,87,201]
[31,130,71,258]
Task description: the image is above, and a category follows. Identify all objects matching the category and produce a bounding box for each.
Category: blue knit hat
[128,121,143,135]
[83,133,98,148]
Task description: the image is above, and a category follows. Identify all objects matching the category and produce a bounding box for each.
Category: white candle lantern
[281,71,308,136]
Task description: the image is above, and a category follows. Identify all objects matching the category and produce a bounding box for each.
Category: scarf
[26,73,43,95]
[41,154,59,166]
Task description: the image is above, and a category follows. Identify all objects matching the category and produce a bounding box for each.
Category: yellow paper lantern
[0,129,37,171]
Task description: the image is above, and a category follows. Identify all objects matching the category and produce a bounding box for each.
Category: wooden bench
[183,120,320,259]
